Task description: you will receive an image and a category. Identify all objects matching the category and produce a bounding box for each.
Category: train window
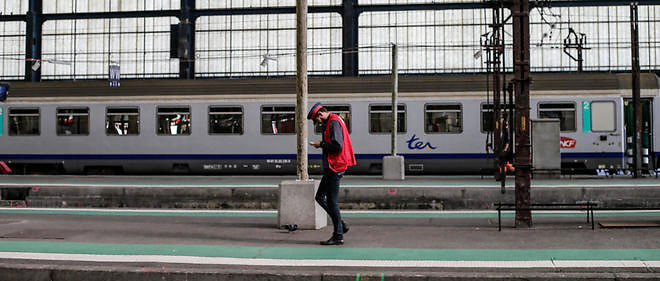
[261,105,295,135]
[481,104,514,132]
[369,104,406,134]
[591,101,616,132]
[157,106,191,136]
[314,105,351,134]
[425,104,462,133]
[8,108,40,136]
[106,107,139,136]
[56,108,89,136]
[209,106,243,135]
[538,103,576,132]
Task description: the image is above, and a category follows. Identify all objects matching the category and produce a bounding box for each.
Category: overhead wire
[0,42,482,65]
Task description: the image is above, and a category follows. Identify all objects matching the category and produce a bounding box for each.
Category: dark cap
[307,102,323,120]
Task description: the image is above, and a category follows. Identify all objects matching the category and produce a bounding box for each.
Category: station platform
[0,175,659,280]
[0,174,659,209]
[0,207,659,280]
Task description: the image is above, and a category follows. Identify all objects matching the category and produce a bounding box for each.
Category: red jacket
[323,114,356,173]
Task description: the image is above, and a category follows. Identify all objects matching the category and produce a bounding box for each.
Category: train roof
[5,72,659,98]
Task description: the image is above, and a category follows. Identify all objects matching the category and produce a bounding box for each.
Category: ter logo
[406,134,437,150]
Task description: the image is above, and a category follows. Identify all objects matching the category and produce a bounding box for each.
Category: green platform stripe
[0,241,659,261]
[0,209,275,217]
[1,209,659,218]
[345,212,592,218]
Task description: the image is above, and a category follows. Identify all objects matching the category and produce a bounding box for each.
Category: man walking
[307,103,356,245]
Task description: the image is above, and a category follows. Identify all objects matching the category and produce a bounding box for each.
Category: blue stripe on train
[0,154,300,160]
[0,152,627,160]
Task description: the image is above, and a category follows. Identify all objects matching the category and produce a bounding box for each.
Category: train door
[623,98,653,171]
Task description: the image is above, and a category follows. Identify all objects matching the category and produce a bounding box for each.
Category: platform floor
[0,207,659,280]
[1,175,660,280]
[1,174,659,189]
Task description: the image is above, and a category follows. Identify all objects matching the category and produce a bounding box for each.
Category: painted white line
[344,210,496,214]
[0,183,277,188]
[344,184,500,188]
[584,210,660,214]
[552,260,646,268]
[0,252,656,268]
[2,183,660,189]
[345,210,660,214]
[1,208,659,215]
[0,207,275,214]
[344,184,660,188]
[643,261,660,267]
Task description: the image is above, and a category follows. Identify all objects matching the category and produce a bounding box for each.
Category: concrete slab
[383,156,405,180]
[278,179,326,230]
[532,119,561,179]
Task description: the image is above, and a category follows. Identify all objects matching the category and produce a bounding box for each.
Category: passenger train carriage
[1,72,658,175]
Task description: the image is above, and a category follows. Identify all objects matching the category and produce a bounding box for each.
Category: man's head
[307,102,329,125]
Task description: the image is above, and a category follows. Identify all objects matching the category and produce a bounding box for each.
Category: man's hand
[310,141,321,148]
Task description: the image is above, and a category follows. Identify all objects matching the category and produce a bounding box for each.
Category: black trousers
[315,171,344,239]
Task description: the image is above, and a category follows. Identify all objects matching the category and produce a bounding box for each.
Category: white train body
[1,73,657,174]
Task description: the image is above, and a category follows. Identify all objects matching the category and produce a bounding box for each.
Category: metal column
[391,43,398,156]
[511,0,532,227]
[630,2,642,178]
[26,0,43,82]
[180,0,196,79]
[491,5,503,179]
[342,0,359,76]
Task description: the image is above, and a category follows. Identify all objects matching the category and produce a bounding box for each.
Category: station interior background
[0,0,658,81]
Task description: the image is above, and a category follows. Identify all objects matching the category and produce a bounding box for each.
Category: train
[1,72,658,175]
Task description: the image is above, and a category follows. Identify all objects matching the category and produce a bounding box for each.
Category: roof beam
[359,3,492,13]
[37,6,341,22]
[536,0,659,8]
[2,1,659,23]
[42,10,179,21]
[0,15,25,22]
[194,6,340,18]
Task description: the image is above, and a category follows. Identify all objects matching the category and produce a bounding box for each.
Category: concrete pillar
[382,44,404,181]
[295,0,309,181]
[278,180,326,230]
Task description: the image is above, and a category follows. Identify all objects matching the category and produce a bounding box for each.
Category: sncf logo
[560,136,577,149]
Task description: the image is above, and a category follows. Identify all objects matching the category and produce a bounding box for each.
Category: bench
[495,202,597,231]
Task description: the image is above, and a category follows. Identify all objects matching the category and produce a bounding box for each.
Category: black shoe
[320,237,344,246]
[342,220,349,234]
[283,224,298,232]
